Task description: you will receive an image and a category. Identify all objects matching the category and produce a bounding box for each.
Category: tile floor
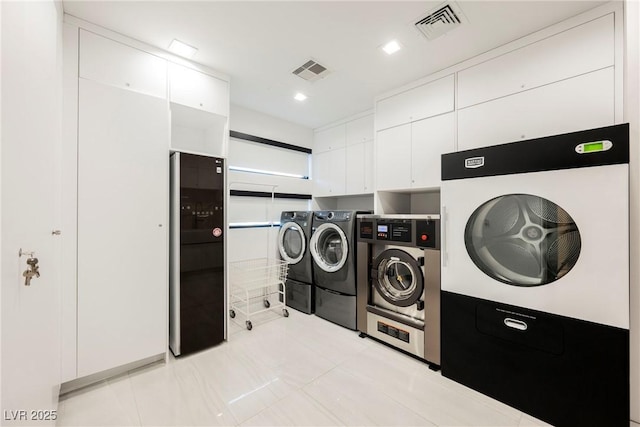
[57,309,635,427]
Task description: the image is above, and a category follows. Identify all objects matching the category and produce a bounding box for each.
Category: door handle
[442,205,448,267]
[504,318,528,331]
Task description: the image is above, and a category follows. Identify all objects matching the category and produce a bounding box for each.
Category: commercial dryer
[440,124,630,427]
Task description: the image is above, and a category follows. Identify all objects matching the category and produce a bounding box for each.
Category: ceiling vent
[292,59,330,83]
[414,2,466,41]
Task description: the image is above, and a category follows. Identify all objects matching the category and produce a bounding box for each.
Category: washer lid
[278,222,306,264]
[310,223,348,273]
[372,248,424,307]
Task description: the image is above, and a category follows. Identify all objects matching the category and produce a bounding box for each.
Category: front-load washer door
[278,222,306,265]
[310,223,348,273]
[372,249,424,307]
[441,164,629,329]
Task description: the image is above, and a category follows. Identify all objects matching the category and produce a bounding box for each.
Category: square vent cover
[415,2,467,41]
[292,59,330,82]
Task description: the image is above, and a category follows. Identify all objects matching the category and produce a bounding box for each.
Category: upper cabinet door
[411,112,455,189]
[169,62,229,117]
[376,74,454,131]
[375,124,412,191]
[457,67,614,151]
[458,14,614,109]
[314,124,346,154]
[345,114,374,145]
[79,30,167,99]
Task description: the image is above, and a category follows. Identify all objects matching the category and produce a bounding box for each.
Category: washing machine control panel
[357,216,440,249]
[376,220,412,242]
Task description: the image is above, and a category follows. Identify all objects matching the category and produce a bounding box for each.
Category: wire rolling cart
[228,183,290,330]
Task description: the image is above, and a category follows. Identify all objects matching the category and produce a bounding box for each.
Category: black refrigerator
[169,152,225,356]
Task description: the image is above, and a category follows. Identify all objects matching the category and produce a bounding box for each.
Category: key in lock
[23,257,40,286]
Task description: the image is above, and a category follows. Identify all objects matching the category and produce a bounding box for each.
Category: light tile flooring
[57,309,635,427]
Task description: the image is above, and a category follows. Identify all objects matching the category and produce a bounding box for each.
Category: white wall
[625,0,640,421]
[229,104,313,149]
[228,104,313,262]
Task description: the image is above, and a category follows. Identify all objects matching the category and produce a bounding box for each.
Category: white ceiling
[63,0,608,129]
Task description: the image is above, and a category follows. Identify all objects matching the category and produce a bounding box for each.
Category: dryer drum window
[465,193,581,287]
[373,249,424,307]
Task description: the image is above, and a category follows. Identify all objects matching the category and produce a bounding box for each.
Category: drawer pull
[504,318,527,331]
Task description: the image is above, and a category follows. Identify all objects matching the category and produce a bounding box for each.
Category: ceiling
[62,0,608,129]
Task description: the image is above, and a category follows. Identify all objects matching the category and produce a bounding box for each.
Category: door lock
[22,257,40,286]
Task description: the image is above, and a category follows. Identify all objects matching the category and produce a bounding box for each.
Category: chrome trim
[278,221,306,264]
[309,223,349,273]
[169,153,181,355]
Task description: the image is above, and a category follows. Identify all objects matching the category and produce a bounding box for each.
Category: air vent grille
[292,59,330,82]
[415,2,466,41]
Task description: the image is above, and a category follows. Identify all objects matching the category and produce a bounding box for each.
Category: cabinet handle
[199,103,203,107]
[125,82,131,87]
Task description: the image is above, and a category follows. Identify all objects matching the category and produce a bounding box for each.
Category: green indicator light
[583,141,604,153]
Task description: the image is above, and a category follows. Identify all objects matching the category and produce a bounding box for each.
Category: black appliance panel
[441,291,629,427]
[442,123,629,181]
[176,153,225,356]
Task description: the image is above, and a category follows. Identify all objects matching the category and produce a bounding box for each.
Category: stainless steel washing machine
[356,215,441,367]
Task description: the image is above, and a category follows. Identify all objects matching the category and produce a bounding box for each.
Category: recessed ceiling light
[168,39,198,58]
[294,92,307,101]
[381,40,402,55]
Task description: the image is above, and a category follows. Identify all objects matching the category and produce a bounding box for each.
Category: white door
[1,1,62,424]
[77,79,168,377]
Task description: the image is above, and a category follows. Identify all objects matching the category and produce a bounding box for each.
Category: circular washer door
[278,222,306,265]
[465,193,581,287]
[310,223,348,273]
[373,249,424,307]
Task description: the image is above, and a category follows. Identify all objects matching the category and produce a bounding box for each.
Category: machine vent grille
[415,2,466,41]
[292,59,330,82]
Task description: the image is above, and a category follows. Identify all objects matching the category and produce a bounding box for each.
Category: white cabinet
[411,113,455,188]
[169,62,229,117]
[376,113,455,191]
[376,74,455,131]
[345,141,374,194]
[376,124,412,191]
[314,124,346,153]
[313,114,374,197]
[79,29,167,99]
[313,148,346,196]
[77,78,168,377]
[458,14,614,108]
[346,115,374,145]
[458,67,614,151]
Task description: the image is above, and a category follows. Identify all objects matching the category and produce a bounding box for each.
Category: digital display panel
[583,141,604,153]
[377,225,388,233]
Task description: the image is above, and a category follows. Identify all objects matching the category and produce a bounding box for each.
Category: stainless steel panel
[356,241,370,333]
[424,249,441,366]
[367,312,425,358]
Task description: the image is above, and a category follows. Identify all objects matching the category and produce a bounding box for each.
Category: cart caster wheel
[283,308,289,317]
[264,300,271,308]
[229,310,236,318]
[246,320,252,330]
